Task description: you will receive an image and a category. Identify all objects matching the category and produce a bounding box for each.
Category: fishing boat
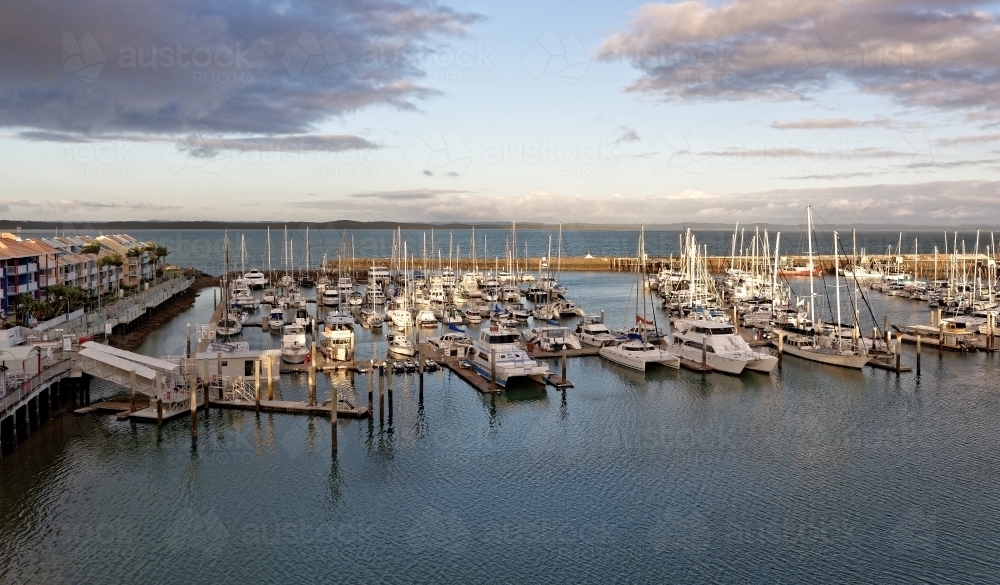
[280,324,309,364]
[464,325,550,387]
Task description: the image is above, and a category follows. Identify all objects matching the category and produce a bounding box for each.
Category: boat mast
[267,226,272,280]
[807,205,816,328]
[834,231,842,347]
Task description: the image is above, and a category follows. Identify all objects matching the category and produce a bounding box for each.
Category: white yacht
[366,286,386,305]
[268,306,284,332]
[575,314,619,347]
[427,331,473,356]
[319,322,354,362]
[521,325,582,352]
[280,324,309,364]
[262,287,277,305]
[244,269,268,288]
[599,338,680,371]
[216,313,243,338]
[780,332,870,369]
[465,326,550,387]
[360,308,384,329]
[668,319,777,374]
[387,334,416,357]
[320,286,340,307]
[415,308,438,327]
[293,307,311,331]
[387,306,413,329]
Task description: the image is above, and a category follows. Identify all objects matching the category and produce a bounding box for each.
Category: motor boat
[598,337,680,372]
[280,324,309,364]
[668,319,777,374]
[575,314,619,347]
[387,334,416,357]
[244,269,268,288]
[521,325,582,352]
[464,325,550,387]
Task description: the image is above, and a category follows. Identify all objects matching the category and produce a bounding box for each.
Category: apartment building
[95,234,151,287]
[0,235,41,314]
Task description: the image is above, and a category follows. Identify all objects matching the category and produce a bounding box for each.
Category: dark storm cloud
[0,0,478,141]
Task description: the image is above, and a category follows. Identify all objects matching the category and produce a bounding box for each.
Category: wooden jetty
[209,398,369,418]
[677,358,714,372]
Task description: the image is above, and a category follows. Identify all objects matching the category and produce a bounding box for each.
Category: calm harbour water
[18,228,994,275]
[2,270,1000,582]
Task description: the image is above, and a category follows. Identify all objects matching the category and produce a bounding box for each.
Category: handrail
[0,358,72,417]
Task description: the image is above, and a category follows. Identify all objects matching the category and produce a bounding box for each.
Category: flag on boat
[448,323,465,333]
[636,315,654,325]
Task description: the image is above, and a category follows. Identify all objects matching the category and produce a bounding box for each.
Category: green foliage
[80,241,101,254]
[126,246,143,258]
[99,253,123,267]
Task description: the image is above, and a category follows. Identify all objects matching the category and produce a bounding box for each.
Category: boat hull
[598,346,680,371]
[782,346,869,369]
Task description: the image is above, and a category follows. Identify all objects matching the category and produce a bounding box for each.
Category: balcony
[27,263,38,273]
[16,265,27,275]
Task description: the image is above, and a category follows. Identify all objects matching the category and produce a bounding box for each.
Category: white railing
[37,308,86,332]
[0,359,71,419]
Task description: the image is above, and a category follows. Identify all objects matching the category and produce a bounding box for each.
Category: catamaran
[465,325,550,387]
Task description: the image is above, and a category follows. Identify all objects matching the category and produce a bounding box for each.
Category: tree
[99,253,123,267]
[126,246,143,258]
[81,241,101,254]
[154,245,169,260]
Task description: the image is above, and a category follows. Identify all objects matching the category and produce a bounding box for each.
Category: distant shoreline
[1,220,994,232]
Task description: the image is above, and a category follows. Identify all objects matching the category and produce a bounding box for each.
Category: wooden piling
[387,363,393,421]
[701,335,708,369]
[916,334,921,376]
[561,347,567,382]
[186,323,191,358]
[129,368,137,413]
[938,321,944,356]
[490,348,497,393]
[155,372,163,426]
[418,346,424,399]
[895,339,901,374]
[254,359,261,411]
[308,342,317,407]
[378,365,384,425]
[330,372,338,453]
[267,355,274,401]
[367,362,374,414]
[777,331,783,368]
[189,375,197,437]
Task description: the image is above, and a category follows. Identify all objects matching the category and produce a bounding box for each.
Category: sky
[2,0,1000,225]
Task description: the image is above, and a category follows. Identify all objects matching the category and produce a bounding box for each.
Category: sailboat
[779,208,870,369]
[599,226,680,371]
[216,232,243,338]
[299,226,316,287]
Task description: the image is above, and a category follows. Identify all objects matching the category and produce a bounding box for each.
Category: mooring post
[189,375,197,438]
[267,355,274,401]
[186,323,191,358]
[309,342,317,407]
[916,334,921,376]
[490,347,497,393]
[387,362,393,422]
[367,361,374,414]
[777,331,783,368]
[129,367,137,413]
[702,334,708,369]
[254,359,261,411]
[330,371,338,454]
[895,338,901,374]
[561,347,567,382]
[213,289,217,309]
[418,346,424,399]
[883,315,890,347]
[378,363,384,425]
[155,372,163,426]
[939,320,944,356]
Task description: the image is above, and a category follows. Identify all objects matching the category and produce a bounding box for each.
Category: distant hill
[1,219,994,232]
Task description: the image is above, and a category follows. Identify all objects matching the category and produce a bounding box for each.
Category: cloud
[273,180,1000,225]
[0,198,181,214]
[934,133,1000,147]
[599,0,1000,119]
[613,125,641,145]
[0,0,478,140]
[771,118,899,130]
[11,130,377,154]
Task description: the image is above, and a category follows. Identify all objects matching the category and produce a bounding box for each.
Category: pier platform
[526,345,600,359]
[209,398,370,418]
[678,358,713,372]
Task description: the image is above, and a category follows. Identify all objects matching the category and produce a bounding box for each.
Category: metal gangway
[75,341,196,416]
